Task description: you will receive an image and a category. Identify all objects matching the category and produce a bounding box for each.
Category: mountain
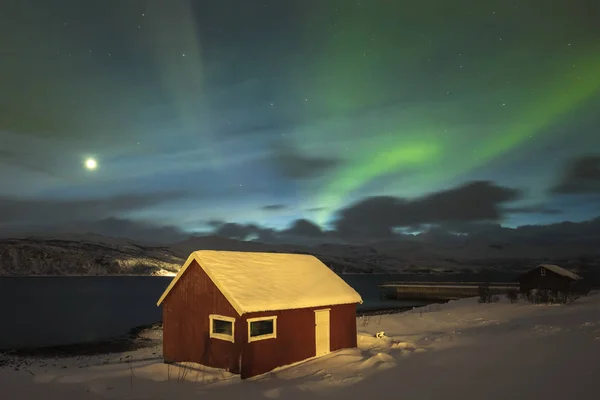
[0,236,183,276]
[1,221,599,276]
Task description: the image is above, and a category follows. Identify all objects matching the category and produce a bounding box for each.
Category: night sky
[1,0,599,243]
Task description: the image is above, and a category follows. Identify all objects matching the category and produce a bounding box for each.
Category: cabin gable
[518,265,577,293]
[162,260,242,373]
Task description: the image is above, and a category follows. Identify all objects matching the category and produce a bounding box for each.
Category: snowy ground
[2,293,600,399]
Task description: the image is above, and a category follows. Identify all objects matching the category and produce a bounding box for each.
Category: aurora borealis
[1,0,599,243]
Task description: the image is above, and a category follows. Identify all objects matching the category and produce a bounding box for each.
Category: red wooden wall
[161,259,358,379]
[162,260,242,373]
[240,303,357,378]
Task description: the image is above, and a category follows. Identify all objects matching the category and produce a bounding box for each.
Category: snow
[157,250,363,314]
[538,264,582,280]
[3,292,600,399]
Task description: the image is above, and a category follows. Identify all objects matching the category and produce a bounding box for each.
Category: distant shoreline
[0,274,176,278]
[2,272,394,278]
[339,272,392,275]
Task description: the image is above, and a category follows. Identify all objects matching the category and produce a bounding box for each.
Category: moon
[85,158,97,170]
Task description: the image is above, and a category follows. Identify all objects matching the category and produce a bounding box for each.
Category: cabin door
[314,309,331,357]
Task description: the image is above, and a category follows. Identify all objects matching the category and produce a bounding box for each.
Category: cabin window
[541,268,546,276]
[209,314,235,342]
[247,316,277,343]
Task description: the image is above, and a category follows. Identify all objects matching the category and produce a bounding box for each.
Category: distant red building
[517,264,583,293]
[156,250,363,379]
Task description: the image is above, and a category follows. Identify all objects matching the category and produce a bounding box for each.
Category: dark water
[0,276,170,350]
[0,273,512,350]
[342,274,430,312]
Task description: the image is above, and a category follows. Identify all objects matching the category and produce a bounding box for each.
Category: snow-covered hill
[1,230,599,276]
[0,236,182,276]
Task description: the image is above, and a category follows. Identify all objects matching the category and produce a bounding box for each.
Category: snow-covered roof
[156,250,363,314]
[538,264,582,280]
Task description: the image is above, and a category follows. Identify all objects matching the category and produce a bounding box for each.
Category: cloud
[281,219,324,237]
[0,217,187,244]
[433,221,505,235]
[209,182,522,243]
[211,218,327,244]
[261,204,287,211]
[213,222,263,241]
[306,207,327,212]
[0,192,186,226]
[551,155,600,194]
[269,140,341,179]
[333,181,521,239]
[212,222,282,243]
[503,205,563,215]
[425,217,600,248]
[206,219,225,229]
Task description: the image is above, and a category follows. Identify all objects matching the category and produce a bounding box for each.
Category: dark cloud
[434,221,505,235]
[214,222,263,241]
[0,217,188,244]
[74,218,186,243]
[209,214,600,252]
[59,218,186,244]
[0,192,186,226]
[463,217,600,246]
[208,220,280,243]
[306,207,327,212]
[212,218,326,244]
[334,181,521,239]
[281,219,324,237]
[420,217,600,250]
[261,204,287,211]
[206,219,225,229]
[209,182,522,243]
[269,141,341,179]
[503,205,563,215]
[551,155,600,194]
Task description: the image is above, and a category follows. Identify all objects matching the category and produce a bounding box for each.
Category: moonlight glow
[85,158,97,170]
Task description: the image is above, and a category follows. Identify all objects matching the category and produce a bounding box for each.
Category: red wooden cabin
[156,250,363,379]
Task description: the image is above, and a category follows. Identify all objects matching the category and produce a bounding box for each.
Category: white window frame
[209,314,235,343]
[541,268,546,276]
[247,316,277,343]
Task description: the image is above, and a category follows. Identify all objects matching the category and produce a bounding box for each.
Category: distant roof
[538,264,582,280]
[156,250,363,314]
